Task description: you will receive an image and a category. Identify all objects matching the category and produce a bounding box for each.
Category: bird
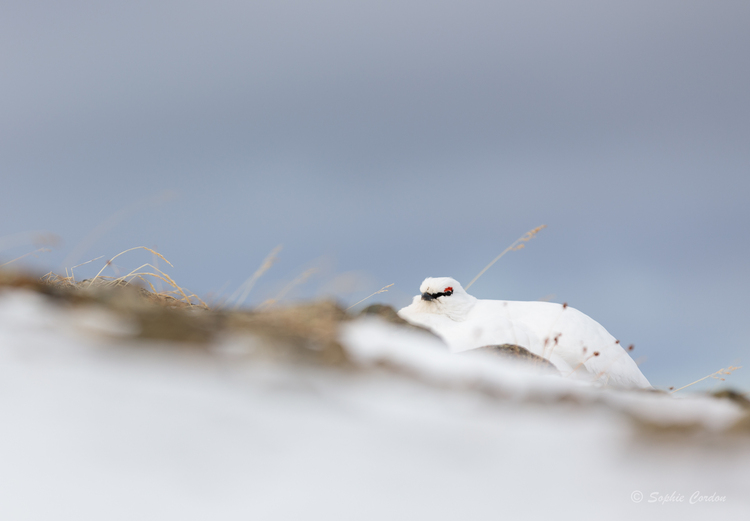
[397,277,652,389]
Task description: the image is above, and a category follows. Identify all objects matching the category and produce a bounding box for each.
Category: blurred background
[1,0,748,390]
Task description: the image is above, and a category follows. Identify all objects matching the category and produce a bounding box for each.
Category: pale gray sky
[2,1,749,389]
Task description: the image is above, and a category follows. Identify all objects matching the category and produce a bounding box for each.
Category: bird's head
[418,277,469,303]
[399,277,476,322]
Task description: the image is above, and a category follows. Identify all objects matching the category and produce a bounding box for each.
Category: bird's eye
[444,287,453,295]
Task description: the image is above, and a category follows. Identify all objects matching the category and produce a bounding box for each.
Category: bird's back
[482,300,650,388]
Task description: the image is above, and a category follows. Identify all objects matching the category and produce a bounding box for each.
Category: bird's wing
[498,301,651,388]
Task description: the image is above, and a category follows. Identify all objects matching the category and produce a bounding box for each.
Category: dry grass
[465,224,546,290]
[0,247,52,268]
[225,245,283,310]
[669,366,743,394]
[2,240,337,313]
[346,283,395,311]
[98,247,206,307]
[259,267,318,309]
[37,246,207,308]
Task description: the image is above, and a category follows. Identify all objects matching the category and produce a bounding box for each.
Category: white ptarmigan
[398,277,651,389]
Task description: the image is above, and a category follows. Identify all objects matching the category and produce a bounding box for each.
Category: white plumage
[398,277,651,389]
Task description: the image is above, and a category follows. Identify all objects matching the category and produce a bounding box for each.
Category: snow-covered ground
[0,288,748,520]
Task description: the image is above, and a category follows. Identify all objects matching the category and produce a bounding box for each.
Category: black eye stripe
[430,289,453,298]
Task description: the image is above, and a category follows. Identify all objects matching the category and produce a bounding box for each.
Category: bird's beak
[421,292,434,301]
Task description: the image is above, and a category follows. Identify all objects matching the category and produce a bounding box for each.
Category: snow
[0,288,748,520]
